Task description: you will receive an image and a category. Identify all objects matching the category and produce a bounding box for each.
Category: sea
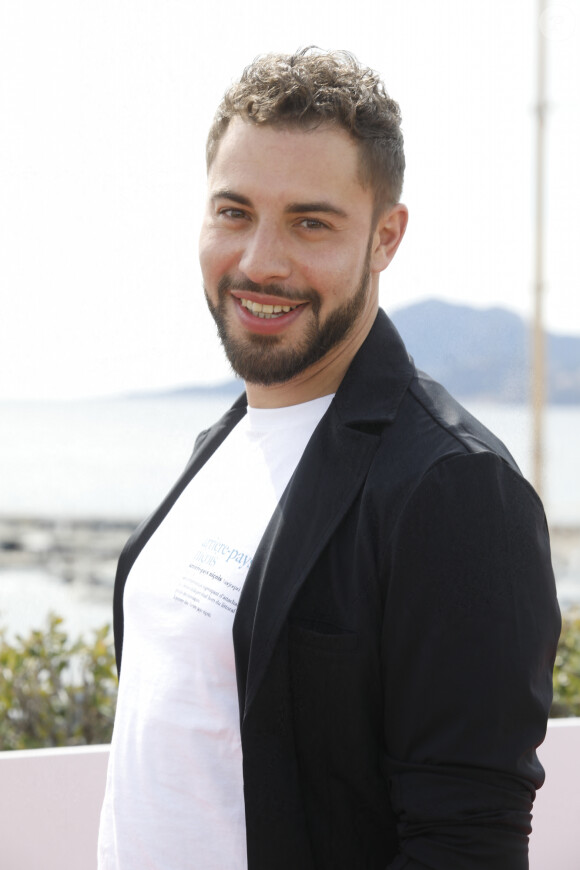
[1,393,579,637]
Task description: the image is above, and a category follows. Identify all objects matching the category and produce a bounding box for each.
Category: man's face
[199,119,380,388]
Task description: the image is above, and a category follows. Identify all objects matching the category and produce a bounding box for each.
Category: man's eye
[298,218,326,230]
[219,208,247,220]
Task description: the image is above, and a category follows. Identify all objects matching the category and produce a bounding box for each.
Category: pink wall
[0,719,577,869]
[0,744,108,870]
[530,718,580,869]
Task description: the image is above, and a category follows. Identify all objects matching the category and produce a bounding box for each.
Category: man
[98,49,560,869]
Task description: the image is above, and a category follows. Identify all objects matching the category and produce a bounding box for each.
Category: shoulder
[365,365,529,493]
[360,368,549,564]
[404,369,519,468]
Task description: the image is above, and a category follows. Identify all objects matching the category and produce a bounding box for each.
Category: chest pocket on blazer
[289,619,358,653]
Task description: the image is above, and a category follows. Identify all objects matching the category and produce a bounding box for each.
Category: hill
[137,300,580,405]
[390,300,580,404]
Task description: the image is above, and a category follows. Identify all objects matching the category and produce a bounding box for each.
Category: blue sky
[1,0,578,399]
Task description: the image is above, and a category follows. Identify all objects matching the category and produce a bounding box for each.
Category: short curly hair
[206,48,405,213]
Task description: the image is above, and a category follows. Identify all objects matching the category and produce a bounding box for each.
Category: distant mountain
[132,300,580,404]
[127,379,243,401]
[152,380,244,399]
[390,299,580,404]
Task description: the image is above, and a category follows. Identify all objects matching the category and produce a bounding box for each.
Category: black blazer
[113,310,560,870]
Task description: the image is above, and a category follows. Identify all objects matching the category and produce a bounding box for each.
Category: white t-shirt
[98,394,333,870]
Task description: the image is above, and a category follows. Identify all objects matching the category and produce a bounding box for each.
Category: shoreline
[1,514,580,616]
[0,515,137,589]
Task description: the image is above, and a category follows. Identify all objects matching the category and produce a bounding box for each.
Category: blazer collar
[332,307,414,427]
[233,309,414,722]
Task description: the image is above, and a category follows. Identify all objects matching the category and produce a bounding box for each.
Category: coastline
[1,514,579,638]
[0,516,136,639]
[0,515,136,588]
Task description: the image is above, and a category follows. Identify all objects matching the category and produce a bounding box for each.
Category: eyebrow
[285,201,348,219]
[211,190,348,219]
[211,190,252,207]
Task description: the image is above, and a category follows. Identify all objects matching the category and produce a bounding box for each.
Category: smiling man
[200,119,404,403]
[98,49,560,870]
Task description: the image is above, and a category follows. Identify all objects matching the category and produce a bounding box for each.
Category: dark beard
[204,261,371,387]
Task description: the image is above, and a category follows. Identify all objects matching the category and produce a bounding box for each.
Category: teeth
[240,298,298,319]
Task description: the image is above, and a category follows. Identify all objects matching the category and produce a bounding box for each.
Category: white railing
[0,719,578,870]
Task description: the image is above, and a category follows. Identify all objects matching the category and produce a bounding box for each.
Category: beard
[204,256,371,387]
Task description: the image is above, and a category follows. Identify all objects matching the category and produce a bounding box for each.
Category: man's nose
[238,224,292,285]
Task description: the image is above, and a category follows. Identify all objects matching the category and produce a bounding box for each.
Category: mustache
[217,276,320,310]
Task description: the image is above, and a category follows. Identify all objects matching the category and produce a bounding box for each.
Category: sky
[1,0,579,400]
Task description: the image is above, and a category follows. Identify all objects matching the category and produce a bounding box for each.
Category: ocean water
[0,393,236,637]
[1,394,579,637]
[0,394,578,525]
[0,393,236,521]
[0,569,114,641]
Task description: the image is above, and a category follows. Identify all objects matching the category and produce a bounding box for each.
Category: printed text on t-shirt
[172,536,253,619]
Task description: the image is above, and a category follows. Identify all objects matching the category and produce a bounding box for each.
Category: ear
[369,203,408,274]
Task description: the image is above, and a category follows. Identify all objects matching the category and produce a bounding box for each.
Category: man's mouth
[239,298,301,320]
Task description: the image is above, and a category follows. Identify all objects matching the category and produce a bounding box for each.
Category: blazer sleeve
[381,451,561,870]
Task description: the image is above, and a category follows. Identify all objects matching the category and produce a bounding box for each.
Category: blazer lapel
[120,394,248,576]
[114,394,248,670]
[233,403,382,721]
[232,309,415,721]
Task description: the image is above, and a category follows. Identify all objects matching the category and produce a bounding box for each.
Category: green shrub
[0,606,578,751]
[0,613,117,750]
[551,608,580,718]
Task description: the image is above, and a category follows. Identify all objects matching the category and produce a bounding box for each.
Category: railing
[0,719,578,870]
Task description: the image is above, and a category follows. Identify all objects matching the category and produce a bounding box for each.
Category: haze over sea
[1,393,579,525]
[1,393,579,638]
